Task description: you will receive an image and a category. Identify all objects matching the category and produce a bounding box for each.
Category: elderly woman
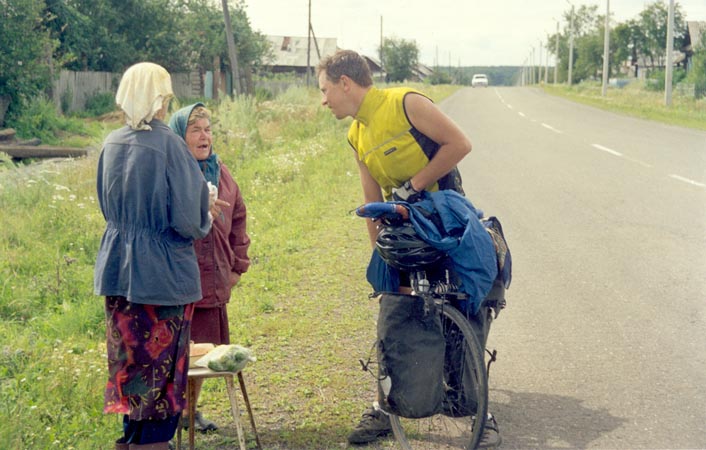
[94,62,215,450]
[168,103,251,433]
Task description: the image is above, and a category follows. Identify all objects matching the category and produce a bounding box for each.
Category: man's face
[318,71,348,120]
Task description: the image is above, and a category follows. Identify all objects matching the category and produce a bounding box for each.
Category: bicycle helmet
[376,223,444,271]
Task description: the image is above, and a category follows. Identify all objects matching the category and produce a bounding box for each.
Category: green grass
[0,83,453,450]
[542,80,706,131]
[3,80,700,449]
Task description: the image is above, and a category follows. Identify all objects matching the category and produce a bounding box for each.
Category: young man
[317,49,501,447]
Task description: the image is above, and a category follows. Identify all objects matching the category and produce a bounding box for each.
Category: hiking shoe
[347,407,392,444]
[477,414,502,448]
[180,410,218,433]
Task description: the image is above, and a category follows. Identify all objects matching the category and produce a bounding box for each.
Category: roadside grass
[0,83,451,449]
[542,80,706,131]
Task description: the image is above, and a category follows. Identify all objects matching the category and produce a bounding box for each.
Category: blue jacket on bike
[367,190,498,314]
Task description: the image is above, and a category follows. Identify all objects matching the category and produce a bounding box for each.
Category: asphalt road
[442,86,706,449]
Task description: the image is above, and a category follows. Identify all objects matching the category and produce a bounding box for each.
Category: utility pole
[380,16,384,82]
[601,0,610,96]
[537,41,542,84]
[545,40,549,84]
[306,0,312,87]
[222,0,241,96]
[554,19,559,84]
[665,0,675,106]
[567,2,575,86]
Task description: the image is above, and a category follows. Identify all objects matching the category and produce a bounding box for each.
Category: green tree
[45,0,268,91]
[636,1,686,69]
[3,0,271,123]
[44,0,182,72]
[547,4,599,83]
[574,31,604,81]
[612,20,642,77]
[0,0,56,111]
[380,37,419,82]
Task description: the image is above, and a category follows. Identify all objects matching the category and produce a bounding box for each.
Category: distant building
[412,63,434,82]
[684,21,706,71]
[261,36,433,84]
[263,35,338,75]
[362,55,434,83]
[362,55,385,81]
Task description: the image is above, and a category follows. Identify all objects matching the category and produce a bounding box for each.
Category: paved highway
[442,86,706,449]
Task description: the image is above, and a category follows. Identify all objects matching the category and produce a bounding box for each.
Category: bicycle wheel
[387,304,488,449]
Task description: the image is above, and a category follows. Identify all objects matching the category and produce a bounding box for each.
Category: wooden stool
[176,367,261,450]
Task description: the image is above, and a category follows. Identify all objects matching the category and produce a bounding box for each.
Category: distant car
[471,74,489,87]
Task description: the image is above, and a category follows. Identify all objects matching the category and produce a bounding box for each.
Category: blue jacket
[367,190,498,313]
[94,120,212,305]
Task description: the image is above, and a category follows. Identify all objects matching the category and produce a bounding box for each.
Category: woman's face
[185,118,212,161]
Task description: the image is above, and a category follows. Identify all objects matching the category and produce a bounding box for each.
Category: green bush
[427,71,453,85]
[6,95,87,144]
[686,41,706,99]
[83,91,116,117]
[646,68,687,91]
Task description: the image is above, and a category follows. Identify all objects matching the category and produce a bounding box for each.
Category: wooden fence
[51,70,303,114]
[52,70,203,113]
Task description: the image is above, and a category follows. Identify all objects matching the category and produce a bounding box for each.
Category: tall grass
[543,80,706,131]
[0,83,456,449]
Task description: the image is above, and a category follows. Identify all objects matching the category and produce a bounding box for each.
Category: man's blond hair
[317,50,373,87]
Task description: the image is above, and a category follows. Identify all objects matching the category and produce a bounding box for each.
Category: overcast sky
[242,0,706,67]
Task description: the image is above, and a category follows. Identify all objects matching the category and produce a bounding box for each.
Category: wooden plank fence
[51,70,304,114]
[52,70,203,113]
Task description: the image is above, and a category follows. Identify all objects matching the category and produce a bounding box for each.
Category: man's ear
[340,75,352,92]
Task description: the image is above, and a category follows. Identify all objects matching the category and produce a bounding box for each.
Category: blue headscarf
[168,102,220,187]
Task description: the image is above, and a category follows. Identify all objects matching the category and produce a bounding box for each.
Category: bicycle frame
[356,200,504,449]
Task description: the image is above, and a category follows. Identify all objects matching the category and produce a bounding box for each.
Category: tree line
[0,0,271,121]
[2,0,704,128]
[546,1,701,85]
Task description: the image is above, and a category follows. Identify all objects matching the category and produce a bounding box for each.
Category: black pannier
[377,293,445,418]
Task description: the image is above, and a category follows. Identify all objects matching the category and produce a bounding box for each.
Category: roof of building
[362,55,383,72]
[687,21,706,50]
[264,35,338,68]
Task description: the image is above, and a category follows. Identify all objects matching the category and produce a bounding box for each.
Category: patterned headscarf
[115,62,173,131]
[168,102,221,187]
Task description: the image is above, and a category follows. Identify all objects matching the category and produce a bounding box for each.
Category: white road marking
[669,174,706,188]
[592,143,653,168]
[623,156,653,168]
[541,123,562,134]
[518,112,526,117]
[592,144,622,157]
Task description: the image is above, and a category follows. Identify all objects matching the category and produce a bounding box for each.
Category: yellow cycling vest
[347,87,463,200]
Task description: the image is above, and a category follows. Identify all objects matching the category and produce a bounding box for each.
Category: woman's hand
[210,199,230,222]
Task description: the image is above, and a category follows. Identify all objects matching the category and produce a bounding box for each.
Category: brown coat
[193,163,250,308]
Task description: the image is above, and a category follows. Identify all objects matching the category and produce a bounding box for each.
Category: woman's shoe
[181,410,218,433]
[128,442,169,450]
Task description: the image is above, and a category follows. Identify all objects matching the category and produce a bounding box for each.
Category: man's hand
[392,180,423,203]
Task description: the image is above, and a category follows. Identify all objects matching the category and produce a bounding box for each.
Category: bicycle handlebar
[355,202,409,220]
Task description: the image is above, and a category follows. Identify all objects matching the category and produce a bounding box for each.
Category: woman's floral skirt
[103,296,194,421]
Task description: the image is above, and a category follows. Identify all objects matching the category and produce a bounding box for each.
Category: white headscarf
[115,62,174,131]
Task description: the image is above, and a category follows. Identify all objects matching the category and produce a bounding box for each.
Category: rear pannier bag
[377,293,445,418]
